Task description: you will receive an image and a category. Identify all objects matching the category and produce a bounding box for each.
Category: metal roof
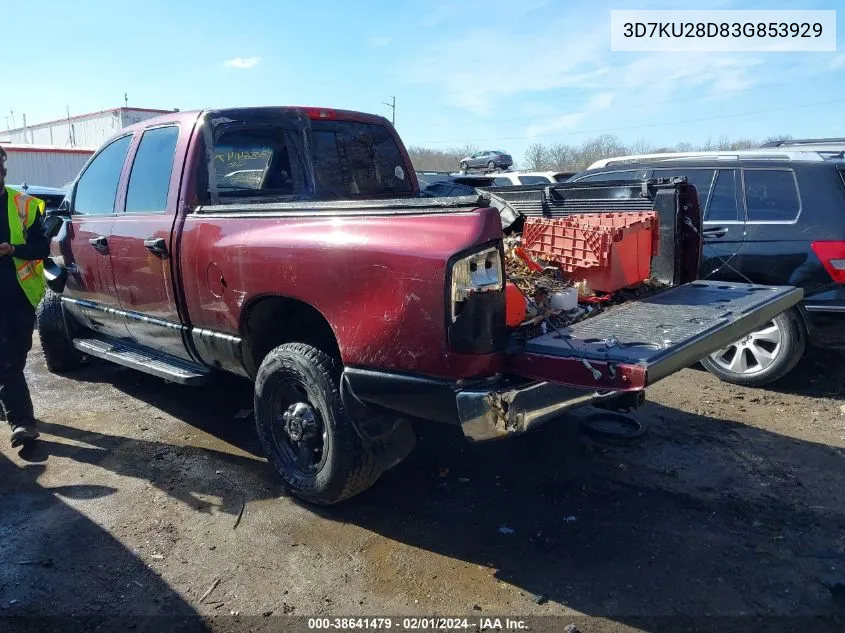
[0,143,96,154]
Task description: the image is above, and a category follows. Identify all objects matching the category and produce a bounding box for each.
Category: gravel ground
[1,337,844,631]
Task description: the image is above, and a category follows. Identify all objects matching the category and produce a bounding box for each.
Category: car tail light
[450,245,504,321]
[811,241,845,283]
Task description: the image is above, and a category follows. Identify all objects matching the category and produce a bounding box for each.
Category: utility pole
[125,93,128,108]
[382,96,396,126]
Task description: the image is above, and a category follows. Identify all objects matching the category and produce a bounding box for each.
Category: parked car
[8,184,68,211]
[415,171,496,197]
[38,107,799,504]
[571,150,845,386]
[459,150,513,172]
[489,171,575,186]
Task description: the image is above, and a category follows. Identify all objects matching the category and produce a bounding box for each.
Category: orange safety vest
[5,186,46,308]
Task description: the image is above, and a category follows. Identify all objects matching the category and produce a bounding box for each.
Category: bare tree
[547,143,576,170]
[716,135,733,151]
[629,138,655,155]
[523,143,550,170]
[762,134,794,145]
[408,132,798,175]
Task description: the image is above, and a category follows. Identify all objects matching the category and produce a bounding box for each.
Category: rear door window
[493,177,514,186]
[743,169,801,223]
[310,121,412,198]
[705,170,741,222]
[651,168,715,208]
[125,126,180,214]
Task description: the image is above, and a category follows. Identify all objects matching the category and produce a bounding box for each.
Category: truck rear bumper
[341,368,624,443]
[456,380,620,442]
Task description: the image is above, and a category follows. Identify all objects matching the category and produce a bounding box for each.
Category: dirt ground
[1,337,844,631]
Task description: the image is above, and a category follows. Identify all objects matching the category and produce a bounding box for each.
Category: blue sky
[4,0,844,163]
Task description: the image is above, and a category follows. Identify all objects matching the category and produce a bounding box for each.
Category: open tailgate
[508,281,803,391]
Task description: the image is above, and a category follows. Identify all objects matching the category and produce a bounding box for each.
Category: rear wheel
[700,309,805,386]
[254,343,382,505]
[36,290,82,374]
[487,160,496,172]
[459,161,468,172]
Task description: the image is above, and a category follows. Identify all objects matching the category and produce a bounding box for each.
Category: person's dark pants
[0,304,36,428]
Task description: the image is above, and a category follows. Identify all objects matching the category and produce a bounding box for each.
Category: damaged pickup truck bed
[39,106,802,504]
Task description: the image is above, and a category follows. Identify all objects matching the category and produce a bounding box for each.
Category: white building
[2,145,95,188]
[1,107,175,149]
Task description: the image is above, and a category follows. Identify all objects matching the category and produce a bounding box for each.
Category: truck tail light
[811,241,845,284]
[450,245,504,322]
[301,107,337,120]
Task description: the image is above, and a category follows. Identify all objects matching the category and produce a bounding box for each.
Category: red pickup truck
[39,106,802,504]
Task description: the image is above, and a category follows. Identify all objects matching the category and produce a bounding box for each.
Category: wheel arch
[240,295,341,379]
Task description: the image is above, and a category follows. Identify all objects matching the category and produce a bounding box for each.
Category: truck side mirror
[43,257,67,293]
[43,214,64,240]
[51,197,72,217]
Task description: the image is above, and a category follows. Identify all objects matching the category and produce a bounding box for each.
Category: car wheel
[487,160,496,172]
[700,309,805,386]
[254,343,382,505]
[36,290,83,374]
[459,161,468,173]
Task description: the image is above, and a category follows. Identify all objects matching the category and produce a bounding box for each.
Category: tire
[487,160,496,172]
[459,161,468,173]
[700,308,805,386]
[36,290,82,374]
[254,343,382,505]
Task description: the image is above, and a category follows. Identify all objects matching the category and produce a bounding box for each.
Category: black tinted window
[575,169,642,182]
[518,175,551,185]
[493,177,513,186]
[743,170,800,222]
[213,127,309,198]
[311,121,412,198]
[652,168,715,207]
[125,126,179,214]
[74,136,132,215]
[706,170,740,222]
[424,182,476,197]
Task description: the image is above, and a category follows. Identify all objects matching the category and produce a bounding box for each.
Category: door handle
[702,227,729,239]
[88,236,108,248]
[143,237,168,255]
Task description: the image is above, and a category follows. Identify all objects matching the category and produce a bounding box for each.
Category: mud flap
[508,281,803,391]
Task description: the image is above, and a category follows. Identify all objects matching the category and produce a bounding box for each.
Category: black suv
[570,152,845,386]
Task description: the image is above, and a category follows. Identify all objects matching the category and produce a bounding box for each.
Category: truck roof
[121,106,391,134]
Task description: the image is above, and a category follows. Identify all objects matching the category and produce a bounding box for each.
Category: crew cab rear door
[507,281,802,391]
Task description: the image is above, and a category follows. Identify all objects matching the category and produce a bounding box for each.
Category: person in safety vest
[0,145,49,447]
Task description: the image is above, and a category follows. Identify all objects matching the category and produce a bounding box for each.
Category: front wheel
[487,160,496,171]
[254,343,382,505]
[700,309,805,386]
[36,290,82,374]
[459,161,468,172]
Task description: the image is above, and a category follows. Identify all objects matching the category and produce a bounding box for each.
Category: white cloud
[223,56,261,70]
[525,92,616,137]
[400,16,608,115]
[367,36,393,48]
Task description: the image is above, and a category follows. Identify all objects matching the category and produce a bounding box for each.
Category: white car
[489,171,574,186]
